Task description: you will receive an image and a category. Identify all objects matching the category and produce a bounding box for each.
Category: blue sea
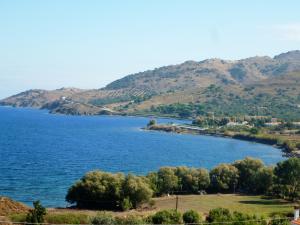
[0,106,284,207]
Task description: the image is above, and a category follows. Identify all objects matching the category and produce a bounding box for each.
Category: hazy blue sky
[0,0,300,98]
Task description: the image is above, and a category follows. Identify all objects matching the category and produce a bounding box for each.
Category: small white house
[226,121,248,126]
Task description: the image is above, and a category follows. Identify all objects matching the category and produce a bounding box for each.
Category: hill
[0,197,29,216]
[1,50,300,120]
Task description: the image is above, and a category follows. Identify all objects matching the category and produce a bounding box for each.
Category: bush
[268,216,289,225]
[121,197,133,211]
[207,208,231,223]
[148,119,157,127]
[26,201,46,224]
[91,213,115,225]
[151,209,182,224]
[183,210,200,224]
[115,215,144,225]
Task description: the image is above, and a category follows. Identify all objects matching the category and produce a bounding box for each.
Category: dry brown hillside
[1,50,300,119]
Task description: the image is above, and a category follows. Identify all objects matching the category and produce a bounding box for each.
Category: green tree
[274,157,300,201]
[254,167,274,194]
[210,164,239,192]
[157,167,179,195]
[66,171,124,209]
[146,172,159,195]
[121,174,153,209]
[233,157,264,192]
[151,209,182,224]
[177,167,210,193]
[26,201,46,225]
[183,210,200,224]
[148,119,157,127]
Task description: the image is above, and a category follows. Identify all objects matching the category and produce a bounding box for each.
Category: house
[265,122,281,126]
[226,121,248,126]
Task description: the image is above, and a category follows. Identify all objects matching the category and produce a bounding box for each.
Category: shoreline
[145,124,300,158]
[2,105,298,157]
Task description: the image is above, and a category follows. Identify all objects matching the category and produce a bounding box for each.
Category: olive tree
[274,157,300,201]
[210,164,239,192]
[157,167,179,195]
[66,171,124,209]
[121,174,153,209]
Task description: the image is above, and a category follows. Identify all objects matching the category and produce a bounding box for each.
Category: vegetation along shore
[146,117,300,157]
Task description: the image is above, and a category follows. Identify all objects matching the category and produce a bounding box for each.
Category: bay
[0,106,284,207]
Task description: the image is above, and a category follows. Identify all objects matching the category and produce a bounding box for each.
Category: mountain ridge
[1,50,300,119]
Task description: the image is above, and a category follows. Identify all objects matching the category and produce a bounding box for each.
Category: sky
[0,0,300,98]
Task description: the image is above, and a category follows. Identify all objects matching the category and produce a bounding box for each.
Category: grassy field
[153,194,294,217]
[9,194,295,223]
[48,194,295,218]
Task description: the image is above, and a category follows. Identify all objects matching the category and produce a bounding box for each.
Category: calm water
[0,106,284,207]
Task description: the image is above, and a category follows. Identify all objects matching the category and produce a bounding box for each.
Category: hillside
[0,197,29,216]
[1,50,300,119]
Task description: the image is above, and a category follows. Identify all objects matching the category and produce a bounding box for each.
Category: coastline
[145,124,300,158]
[1,105,298,157]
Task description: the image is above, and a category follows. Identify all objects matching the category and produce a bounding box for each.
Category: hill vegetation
[1,51,300,120]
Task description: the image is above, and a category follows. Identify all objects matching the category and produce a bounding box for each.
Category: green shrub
[183,210,200,224]
[91,213,115,225]
[151,209,182,224]
[207,208,232,223]
[148,119,157,127]
[268,216,289,225]
[26,201,46,224]
[121,197,133,211]
[115,215,144,225]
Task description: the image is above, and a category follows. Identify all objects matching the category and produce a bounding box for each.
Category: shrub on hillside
[115,215,145,225]
[207,208,232,223]
[150,209,182,224]
[26,201,46,225]
[182,210,200,224]
[91,213,115,225]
